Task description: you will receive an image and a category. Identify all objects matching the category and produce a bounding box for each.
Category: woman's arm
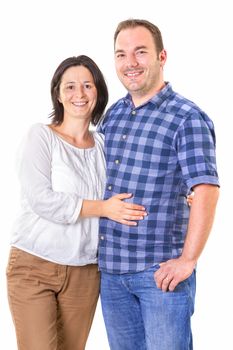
[18,125,83,224]
[80,193,147,226]
[19,125,147,226]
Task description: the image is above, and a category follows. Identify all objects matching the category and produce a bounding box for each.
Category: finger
[123,215,145,221]
[154,266,170,288]
[161,276,171,292]
[125,203,146,211]
[154,271,164,289]
[125,209,147,217]
[154,268,163,285]
[159,262,166,267]
[154,262,167,277]
[120,219,138,226]
[168,279,178,292]
[168,274,190,292]
[115,193,133,200]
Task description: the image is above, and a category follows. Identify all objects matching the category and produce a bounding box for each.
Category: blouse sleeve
[17,124,83,224]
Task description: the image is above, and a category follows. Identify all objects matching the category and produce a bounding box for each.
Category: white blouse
[10,123,106,266]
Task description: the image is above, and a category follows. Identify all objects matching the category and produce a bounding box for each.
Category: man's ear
[159,49,167,67]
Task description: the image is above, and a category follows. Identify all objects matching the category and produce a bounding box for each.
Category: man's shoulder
[165,89,213,127]
[107,97,127,113]
[167,90,202,115]
[99,97,127,129]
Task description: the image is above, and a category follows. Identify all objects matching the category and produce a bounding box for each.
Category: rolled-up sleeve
[175,112,220,191]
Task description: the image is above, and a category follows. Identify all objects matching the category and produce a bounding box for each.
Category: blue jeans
[100,265,196,350]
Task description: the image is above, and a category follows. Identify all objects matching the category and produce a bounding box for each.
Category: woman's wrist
[80,199,105,218]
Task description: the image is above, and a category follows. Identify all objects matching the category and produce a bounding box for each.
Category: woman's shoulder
[25,123,53,140]
[16,124,52,166]
[92,131,104,145]
[27,122,49,134]
[20,123,54,150]
[92,130,105,147]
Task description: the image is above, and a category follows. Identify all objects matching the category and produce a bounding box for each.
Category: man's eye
[116,54,125,59]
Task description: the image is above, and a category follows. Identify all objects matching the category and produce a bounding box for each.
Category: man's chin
[126,82,142,92]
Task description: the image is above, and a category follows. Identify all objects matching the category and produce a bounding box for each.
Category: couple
[6,19,219,350]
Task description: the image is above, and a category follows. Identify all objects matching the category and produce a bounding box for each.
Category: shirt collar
[122,82,174,109]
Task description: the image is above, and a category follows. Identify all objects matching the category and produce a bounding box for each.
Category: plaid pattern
[97,83,219,274]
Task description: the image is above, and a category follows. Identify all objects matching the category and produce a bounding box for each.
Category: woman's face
[58,65,97,122]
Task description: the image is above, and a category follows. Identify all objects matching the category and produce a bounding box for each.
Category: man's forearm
[181,184,220,264]
[154,183,219,291]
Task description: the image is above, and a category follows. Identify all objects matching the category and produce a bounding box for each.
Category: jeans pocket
[142,264,161,286]
[6,247,21,275]
[145,264,160,273]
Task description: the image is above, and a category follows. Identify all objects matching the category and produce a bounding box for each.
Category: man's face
[114,26,166,105]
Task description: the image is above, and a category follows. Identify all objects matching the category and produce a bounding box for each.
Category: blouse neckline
[44,124,96,151]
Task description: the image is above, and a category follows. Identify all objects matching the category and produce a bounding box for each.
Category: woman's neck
[50,119,94,148]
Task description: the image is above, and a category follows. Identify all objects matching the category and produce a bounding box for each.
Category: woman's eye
[84,84,92,89]
[64,85,74,91]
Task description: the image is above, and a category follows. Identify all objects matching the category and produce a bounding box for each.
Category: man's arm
[154,184,219,292]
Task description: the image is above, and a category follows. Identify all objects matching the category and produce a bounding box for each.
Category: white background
[0,0,232,349]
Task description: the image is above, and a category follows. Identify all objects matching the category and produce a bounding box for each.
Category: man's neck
[131,81,166,107]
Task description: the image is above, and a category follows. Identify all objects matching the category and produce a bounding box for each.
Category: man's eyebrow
[115,49,125,54]
[115,45,148,54]
[134,45,148,51]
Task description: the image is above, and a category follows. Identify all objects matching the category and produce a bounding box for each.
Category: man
[98,19,219,350]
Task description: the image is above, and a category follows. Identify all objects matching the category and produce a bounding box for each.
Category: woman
[6,55,147,350]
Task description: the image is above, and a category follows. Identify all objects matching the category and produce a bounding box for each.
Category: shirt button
[100,235,105,240]
[108,185,112,190]
[131,110,136,115]
[115,159,120,164]
[122,134,127,140]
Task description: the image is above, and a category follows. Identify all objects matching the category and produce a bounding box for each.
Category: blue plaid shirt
[97,83,219,274]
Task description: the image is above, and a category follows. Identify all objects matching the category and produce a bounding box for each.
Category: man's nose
[126,53,138,67]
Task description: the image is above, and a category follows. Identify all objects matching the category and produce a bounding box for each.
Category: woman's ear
[56,89,61,103]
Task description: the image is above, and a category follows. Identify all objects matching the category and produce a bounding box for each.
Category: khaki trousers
[6,247,100,350]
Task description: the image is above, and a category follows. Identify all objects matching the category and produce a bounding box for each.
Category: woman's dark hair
[49,55,108,126]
